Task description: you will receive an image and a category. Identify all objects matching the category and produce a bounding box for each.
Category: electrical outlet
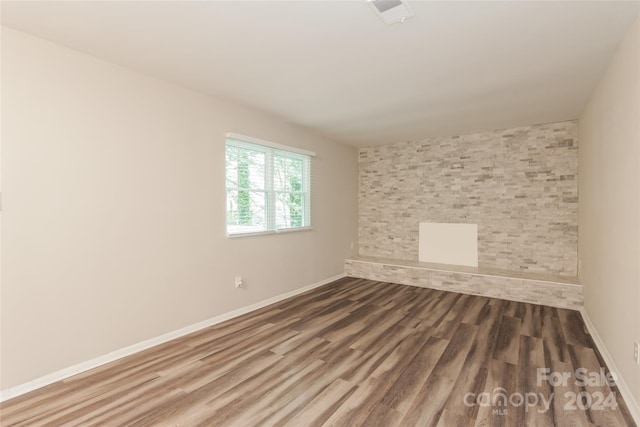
[634,341,640,365]
[235,276,244,288]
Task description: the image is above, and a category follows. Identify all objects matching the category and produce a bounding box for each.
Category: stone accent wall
[345,258,583,310]
[358,121,578,276]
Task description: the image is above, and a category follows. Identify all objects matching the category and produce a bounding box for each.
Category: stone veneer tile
[345,258,583,310]
[358,120,578,276]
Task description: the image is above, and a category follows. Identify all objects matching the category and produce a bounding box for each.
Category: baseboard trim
[0,273,346,402]
[580,308,640,425]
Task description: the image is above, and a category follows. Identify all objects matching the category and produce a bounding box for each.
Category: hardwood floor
[1,277,636,426]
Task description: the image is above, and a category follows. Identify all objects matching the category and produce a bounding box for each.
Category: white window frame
[225,133,314,238]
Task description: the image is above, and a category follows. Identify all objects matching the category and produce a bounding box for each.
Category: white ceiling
[2,1,638,147]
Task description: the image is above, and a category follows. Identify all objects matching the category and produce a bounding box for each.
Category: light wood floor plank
[1,278,636,427]
[380,336,449,413]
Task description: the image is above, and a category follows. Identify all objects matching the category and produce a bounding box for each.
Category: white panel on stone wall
[419,222,478,267]
[358,121,578,275]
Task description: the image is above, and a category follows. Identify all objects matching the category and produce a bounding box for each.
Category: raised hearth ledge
[345,256,582,310]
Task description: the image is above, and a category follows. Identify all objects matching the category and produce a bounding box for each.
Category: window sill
[226,226,313,239]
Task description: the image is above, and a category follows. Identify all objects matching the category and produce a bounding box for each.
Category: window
[225,133,313,236]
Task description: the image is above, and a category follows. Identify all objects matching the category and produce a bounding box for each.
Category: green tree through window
[237,149,251,226]
[225,135,311,235]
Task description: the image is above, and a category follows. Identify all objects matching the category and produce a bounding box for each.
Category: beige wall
[578,18,640,405]
[0,27,358,389]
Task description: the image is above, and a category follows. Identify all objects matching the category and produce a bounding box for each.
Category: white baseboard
[0,273,346,402]
[580,308,640,425]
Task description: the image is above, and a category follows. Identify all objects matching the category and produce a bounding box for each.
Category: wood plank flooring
[1,277,636,426]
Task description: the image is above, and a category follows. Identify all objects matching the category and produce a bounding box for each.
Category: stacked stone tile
[345,257,583,310]
[358,120,578,277]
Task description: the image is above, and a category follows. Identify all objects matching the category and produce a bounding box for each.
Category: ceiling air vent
[368,0,414,26]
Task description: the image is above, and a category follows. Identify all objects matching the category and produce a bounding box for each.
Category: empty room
[1,1,639,426]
